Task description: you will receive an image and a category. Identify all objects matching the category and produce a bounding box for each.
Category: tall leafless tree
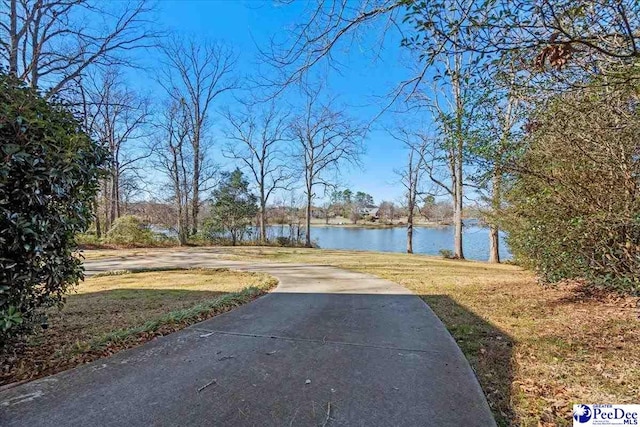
[222,101,292,242]
[153,99,192,245]
[79,68,152,234]
[413,39,481,260]
[392,129,427,254]
[159,37,237,235]
[289,86,365,247]
[438,50,466,260]
[0,0,157,97]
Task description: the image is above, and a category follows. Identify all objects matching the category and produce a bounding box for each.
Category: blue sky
[134,0,430,205]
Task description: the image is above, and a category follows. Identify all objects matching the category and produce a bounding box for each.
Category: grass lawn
[205,247,639,427]
[1,268,277,387]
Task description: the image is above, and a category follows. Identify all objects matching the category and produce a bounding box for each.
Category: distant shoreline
[265,218,482,230]
[308,222,449,229]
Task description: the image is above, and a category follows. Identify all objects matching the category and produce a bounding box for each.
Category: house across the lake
[358,205,379,219]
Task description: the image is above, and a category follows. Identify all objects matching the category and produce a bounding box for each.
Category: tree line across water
[94,184,459,249]
[1,0,640,344]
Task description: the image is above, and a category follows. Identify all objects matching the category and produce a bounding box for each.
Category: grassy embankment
[1,268,277,386]
[186,246,637,427]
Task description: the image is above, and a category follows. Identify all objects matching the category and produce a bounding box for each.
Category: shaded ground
[1,268,276,386]
[1,255,495,427]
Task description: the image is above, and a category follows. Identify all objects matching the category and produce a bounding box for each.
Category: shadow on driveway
[423,295,515,426]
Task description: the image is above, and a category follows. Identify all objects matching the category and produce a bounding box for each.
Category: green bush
[104,215,155,245]
[76,232,102,246]
[0,74,106,344]
[501,84,640,294]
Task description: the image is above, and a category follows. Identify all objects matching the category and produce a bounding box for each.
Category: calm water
[266,222,512,261]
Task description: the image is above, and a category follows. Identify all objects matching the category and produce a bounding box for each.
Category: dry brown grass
[213,247,640,427]
[1,268,277,387]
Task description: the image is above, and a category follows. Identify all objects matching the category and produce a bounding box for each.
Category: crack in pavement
[191,327,445,355]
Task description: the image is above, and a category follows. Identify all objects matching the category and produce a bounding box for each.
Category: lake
[266,222,512,261]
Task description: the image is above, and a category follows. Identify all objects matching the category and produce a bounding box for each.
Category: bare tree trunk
[191,197,199,235]
[109,174,117,225]
[305,192,312,247]
[488,171,501,263]
[396,135,426,255]
[103,179,112,231]
[407,212,414,254]
[453,167,464,259]
[488,225,500,263]
[259,205,267,242]
[177,204,187,245]
[8,0,18,76]
[259,184,267,242]
[114,169,121,219]
[30,6,43,87]
[222,103,291,243]
[191,138,200,236]
[406,151,415,254]
[487,90,516,263]
[95,198,102,238]
[175,179,188,246]
[452,48,465,260]
[182,182,191,243]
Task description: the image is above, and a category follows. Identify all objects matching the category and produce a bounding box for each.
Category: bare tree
[392,130,427,253]
[263,1,405,95]
[420,124,465,258]
[160,37,237,235]
[319,199,333,225]
[153,100,192,245]
[80,68,152,233]
[420,197,454,224]
[266,1,640,99]
[434,53,466,260]
[265,0,482,259]
[222,101,292,242]
[413,41,482,260]
[0,0,157,97]
[289,86,365,247]
[378,201,396,223]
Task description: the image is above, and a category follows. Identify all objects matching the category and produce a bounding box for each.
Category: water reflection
[266,222,512,261]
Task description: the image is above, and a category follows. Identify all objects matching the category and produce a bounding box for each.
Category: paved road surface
[1,250,495,426]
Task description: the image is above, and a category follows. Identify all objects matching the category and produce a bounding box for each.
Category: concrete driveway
[0,250,495,426]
